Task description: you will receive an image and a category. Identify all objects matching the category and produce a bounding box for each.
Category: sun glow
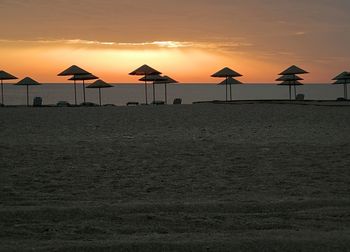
[0,39,329,83]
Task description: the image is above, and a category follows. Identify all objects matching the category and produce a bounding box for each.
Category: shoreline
[1,99,350,108]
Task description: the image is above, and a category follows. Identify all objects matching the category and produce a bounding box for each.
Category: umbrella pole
[1,80,3,105]
[343,84,347,100]
[26,85,29,107]
[165,83,168,105]
[230,84,232,101]
[289,85,292,101]
[144,77,148,105]
[225,77,228,102]
[83,80,86,103]
[153,83,155,105]
[99,88,102,106]
[74,80,77,106]
[294,85,297,99]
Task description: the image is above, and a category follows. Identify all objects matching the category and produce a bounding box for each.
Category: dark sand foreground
[1,104,350,251]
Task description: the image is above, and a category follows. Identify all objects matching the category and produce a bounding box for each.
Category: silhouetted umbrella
[218,77,242,85]
[211,67,242,101]
[129,65,161,105]
[279,65,309,75]
[276,75,304,81]
[277,66,308,100]
[278,80,303,86]
[0,70,17,105]
[276,74,304,100]
[69,74,98,103]
[15,77,41,107]
[153,76,178,104]
[86,79,113,106]
[332,71,350,100]
[139,74,167,104]
[58,65,91,105]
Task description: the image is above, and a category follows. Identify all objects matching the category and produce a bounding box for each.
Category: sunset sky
[0,0,349,83]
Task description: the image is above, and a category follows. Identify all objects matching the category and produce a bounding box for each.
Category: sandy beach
[1,103,350,251]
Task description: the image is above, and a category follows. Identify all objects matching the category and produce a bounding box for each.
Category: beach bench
[127,102,139,106]
[151,100,165,105]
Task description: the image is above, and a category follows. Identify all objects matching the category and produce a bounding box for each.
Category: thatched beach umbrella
[217,77,242,100]
[86,79,113,106]
[69,74,98,104]
[153,76,178,104]
[139,75,167,104]
[15,77,41,107]
[0,70,18,105]
[58,65,91,105]
[276,74,304,100]
[211,67,242,101]
[277,66,308,100]
[332,71,350,100]
[129,65,161,105]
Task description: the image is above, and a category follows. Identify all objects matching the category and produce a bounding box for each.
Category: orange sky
[1,0,350,83]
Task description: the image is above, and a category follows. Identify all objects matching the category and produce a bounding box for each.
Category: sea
[1,83,345,106]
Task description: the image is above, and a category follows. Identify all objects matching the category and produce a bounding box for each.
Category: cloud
[0,38,253,51]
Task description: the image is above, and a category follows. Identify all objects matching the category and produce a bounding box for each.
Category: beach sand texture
[1,104,350,251]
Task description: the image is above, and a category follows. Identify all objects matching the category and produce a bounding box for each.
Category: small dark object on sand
[127,102,139,106]
[173,98,182,104]
[80,102,98,107]
[33,97,43,107]
[152,100,165,105]
[337,97,347,101]
[56,101,71,107]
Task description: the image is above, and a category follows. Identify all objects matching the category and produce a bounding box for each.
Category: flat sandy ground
[0,103,350,251]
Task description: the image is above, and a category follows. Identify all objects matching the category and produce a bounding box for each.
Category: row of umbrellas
[129,64,178,105]
[210,65,350,101]
[58,65,113,106]
[0,68,113,107]
[1,65,350,106]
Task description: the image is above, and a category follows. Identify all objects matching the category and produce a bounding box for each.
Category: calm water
[0,83,344,106]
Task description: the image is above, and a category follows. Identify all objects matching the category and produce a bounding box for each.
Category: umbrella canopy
[276,74,303,81]
[211,67,242,78]
[129,64,161,76]
[68,74,99,81]
[333,79,348,85]
[87,79,113,89]
[0,70,18,105]
[279,65,309,75]
[218,77,242,85]
[15,77,41,86]
[153,75,178,84]
[332,71,350,81]
[139,75,167,82]
[0,70,18,80]
[15,77,41,106]
[58,65,90,76]
[278,80,303,86]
